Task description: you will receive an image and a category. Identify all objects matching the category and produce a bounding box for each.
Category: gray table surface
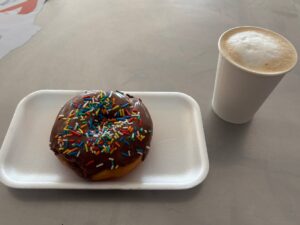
[1,0,300,224]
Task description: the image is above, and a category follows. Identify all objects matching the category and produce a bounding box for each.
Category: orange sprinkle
[128,126,133,132]
[81,124,87,129]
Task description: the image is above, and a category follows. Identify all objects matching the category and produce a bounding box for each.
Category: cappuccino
[219,27,297,74]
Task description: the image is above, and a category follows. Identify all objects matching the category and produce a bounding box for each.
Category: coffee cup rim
[218,26,298,76]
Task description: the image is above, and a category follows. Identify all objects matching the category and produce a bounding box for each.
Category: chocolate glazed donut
[49,90,153,180]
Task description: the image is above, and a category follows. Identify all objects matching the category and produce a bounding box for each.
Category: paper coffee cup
[212,26,298,124]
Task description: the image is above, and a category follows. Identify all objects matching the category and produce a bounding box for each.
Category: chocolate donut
[49,90,153,180]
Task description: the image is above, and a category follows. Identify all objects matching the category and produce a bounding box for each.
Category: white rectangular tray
[0,90,209,189]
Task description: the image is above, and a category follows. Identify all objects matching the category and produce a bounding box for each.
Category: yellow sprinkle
[137,135,145,141]
[68,148,78,153]
[63,149,70,154]
[96,108,100,116]
[112,105,119,111]
[85,144,88,152]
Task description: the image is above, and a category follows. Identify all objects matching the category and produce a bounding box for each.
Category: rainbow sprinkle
[51,91,152,171]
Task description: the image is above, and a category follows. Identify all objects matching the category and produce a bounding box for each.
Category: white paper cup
[212,26,298,124]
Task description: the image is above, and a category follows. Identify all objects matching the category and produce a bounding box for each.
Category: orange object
[0,0,38,15]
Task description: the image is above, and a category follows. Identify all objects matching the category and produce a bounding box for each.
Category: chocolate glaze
[49,91,153,180]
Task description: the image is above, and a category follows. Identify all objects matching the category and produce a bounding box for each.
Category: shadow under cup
[212,26,298,124]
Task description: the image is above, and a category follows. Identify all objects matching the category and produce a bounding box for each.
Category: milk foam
[228,31,281,68]
[221,27,297,73]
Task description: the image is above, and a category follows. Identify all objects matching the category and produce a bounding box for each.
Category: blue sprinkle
[69,151,78,156]
[76,141,84,147]
[88,119,93,128]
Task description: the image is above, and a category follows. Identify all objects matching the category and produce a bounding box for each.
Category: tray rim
[0,90,209,190]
